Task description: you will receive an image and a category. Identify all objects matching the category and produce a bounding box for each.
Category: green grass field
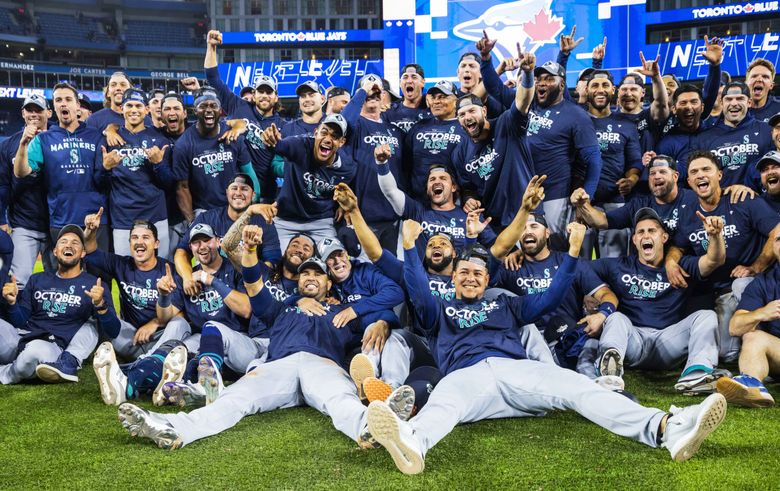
[3,266,779,490]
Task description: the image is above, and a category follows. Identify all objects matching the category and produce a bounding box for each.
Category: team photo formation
[2,24,780,476]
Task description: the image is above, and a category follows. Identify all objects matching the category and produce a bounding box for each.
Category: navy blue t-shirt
[749,97,780,123]
[655,126,701,183]
[403,198,496,253]
[404,116,464,200]
[171,259,248,332]
[590,255,702,329]
[85,250,171,327]
[592,113,643,204]
[762,192,780,215]
[281,118,321,138]
[175,206,281,265]
[606,188,699,236]
[737,265,780,337]
[94,127,169,228]
[172,123,251,211]
[492,250,605,326]
[384,102,429,133]
[452,104,534,226]
[673,196,778,290]
[87,107,153,132]
[272,134,357,222]
[0,129,49,231]
[331,261,404,317]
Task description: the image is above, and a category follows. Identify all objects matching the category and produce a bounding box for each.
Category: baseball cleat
[364,377,393,404]
[35,351,80,383]
[349,353,376,401]
[93,342,127,405]
[675,368,731,395]
[162,381,207,407]
[197,356,224,405]
[661,393,727,462]
[716,374,775,408]
[594,375,625,392]
[152,346,188,406]
[118,403,182,450]
[367,400,425,474]
[358,386,416,450]
[598,348,623,378]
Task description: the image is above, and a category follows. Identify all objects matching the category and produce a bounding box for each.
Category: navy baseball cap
[131,219,159,240]
[239,86,255,97]
[296,80,321,96]
[194,89,220,107]
[77,93,91,110]
[456,94,483,111]
[619,72,644,86]
[633,207,666,231]
[189,223,217,242]
[57,224,85,245]
[756,150,780,171]
[298,256,328,274]
[456,244,490,268]
[382,78,402,101]
[578,67,595,82]
[721,81,750,98]
[528,213,548,228]
[586,69,614,84]
[401,64,425,78]
[769,112,780,128]
[428,80,457,97]
[534,61,565,79]
[720,71,732,86]
[227,173,253,188]
[288,232,316,249]
[326,86,349,100]
[649,154,678,171]
[122,88,148,106]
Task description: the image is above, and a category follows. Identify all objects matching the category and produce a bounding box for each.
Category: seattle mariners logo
[452,0,564,59]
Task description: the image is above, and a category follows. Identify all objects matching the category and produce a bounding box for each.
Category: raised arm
[13,126,41,178]
[333,182,383,262]
[491,175,545,260]
[221,203,278,269]
[635,52,669,123]
[477,30,516,109]
[402,220,440,332]
[155,263,181,324]
[375,144,407,215]
[695,211,726,277]
[700,35,724,119]
[515,49,535,113]
[569,187,608,229]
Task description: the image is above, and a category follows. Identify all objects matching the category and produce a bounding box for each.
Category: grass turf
[0,368,779,490]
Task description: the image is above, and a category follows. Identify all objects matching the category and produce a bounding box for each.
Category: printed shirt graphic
[402,198,496,254]
[591,114,643,204]
[405,117,465,200]
[737,264,780,337]
[171,259,247,332]
[606,188,700,235]
[384,103,429,133]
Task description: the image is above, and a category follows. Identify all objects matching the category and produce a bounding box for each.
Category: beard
[424,254,454,273]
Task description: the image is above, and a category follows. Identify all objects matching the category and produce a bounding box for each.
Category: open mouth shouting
[640,238,654,254]
[317,141,334,160]
[431,183,445,198]
[695,178,711,195]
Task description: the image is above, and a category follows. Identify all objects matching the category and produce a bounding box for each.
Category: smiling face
[22,104,49,131]
[313,124,345,164]
[632,219,668,267]
[122,100,147,127]
[673,91,703,130]
[283,236,315,276]
[53,87,80,127]
[400,69,425,101]
[326,94,350,114]
[325,250,351,283]
[618,83,645,112]
[189,235,220,267]
[662,75,679,100]
[519,221,549,257]
[108,74,131,110]
[424,236,455,273]
[722,92,749,126]
[428,92,456,119]
[162,99,186,134]
[457,56,481,92]
[129,227,158,263]
[586,77,614,111]
[226,181,254,213]
[196,99,220,131]
[297,267,331,300]
[457,103,487,138]
[453,259,488,301]
[426,170,456,207]
[54,233,85,268]
[687,157,722,200]
[149,94,163,120]
[773,124,780,150]
[747,64,775,103]
[535,73,563,108]
[298,90,324,116]
[255,87,278,114]
[761,162,780,196]
[648,165,678,198]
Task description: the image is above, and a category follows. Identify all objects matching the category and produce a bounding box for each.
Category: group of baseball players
[1,26,779,474]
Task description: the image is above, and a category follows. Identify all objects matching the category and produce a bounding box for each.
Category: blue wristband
[598,302,616,317]
[521,71,534,88]
[158,293,172,308]
[242,262,263,284]
[376,161,390,175]
[211,278,233,299]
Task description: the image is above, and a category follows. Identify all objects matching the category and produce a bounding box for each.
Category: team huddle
[2,26,780,474]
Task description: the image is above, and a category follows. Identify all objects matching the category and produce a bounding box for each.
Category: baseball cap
[382,78,402,101]
[288,232,316,249]
[162,91,183,105]
[227,173,253,188]
[720,71,732,86]
[619,72,644,86]
[428,163,456,179]
[131,219,159,240]
[296,80,321,96]
[57,224,85,245]
[769,112,780,128]
[633,207,666,231]
[578,68,595,82]
[456,94,484,111]
[427,80,457,97]
[194,89,220,107]
[456,243,490,268]
[322,113,347,137]
[586,69,614,84]
[756,150,780,171]
[534,61,565,79]
[239,86,255,97]
[149,88,165,99]
[528,213,548,228]
[427,230,454,247]
[122,88,148,106]
[298,256,328,274]
[401,64,425,78]
[189,223,217,242]
[360,74,381,88]
[317,237,346,260]
[326,86,348,100]
[77,93,91,110]
[22,93,48,111]
[255,75,277,91]
[648,154,678,171]
[721,81,750,98]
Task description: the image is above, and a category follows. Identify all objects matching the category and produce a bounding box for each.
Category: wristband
[521,71,534,88]
[242,262,263,284]
[597,302,616,318]
[158,293,172,308]
[211,278,233,299]
[375,160,390,175]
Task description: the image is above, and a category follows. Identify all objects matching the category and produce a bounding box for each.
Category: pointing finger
[95,277,102,288]
[165,263,172,278]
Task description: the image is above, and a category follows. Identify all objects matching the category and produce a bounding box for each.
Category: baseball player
[592,207,727,394]
[0,225,119,384]
[365,218,728,474]
[115,234,406,450]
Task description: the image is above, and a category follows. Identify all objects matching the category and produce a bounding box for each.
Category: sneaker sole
[197,358,222,405]
[152,347,187,406]
[350,354,375,401]
[93,342,125,406]
[670,393,727,462]
[364,377,393,404]
[117,403,182,450]
[716,378,775,408]
[35,364,78,383]
[598,349,623,378]
[367,401,424,475]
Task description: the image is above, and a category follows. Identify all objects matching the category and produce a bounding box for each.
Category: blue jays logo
[453,0,564,60]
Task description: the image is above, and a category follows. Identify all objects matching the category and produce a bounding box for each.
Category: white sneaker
[152,346,188,406]
[367,400,425,475]
[595,375,625,391]
[662,393,727,462]
[93,342,127,406]
[349,353,376,401]
[197,356,224,405]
